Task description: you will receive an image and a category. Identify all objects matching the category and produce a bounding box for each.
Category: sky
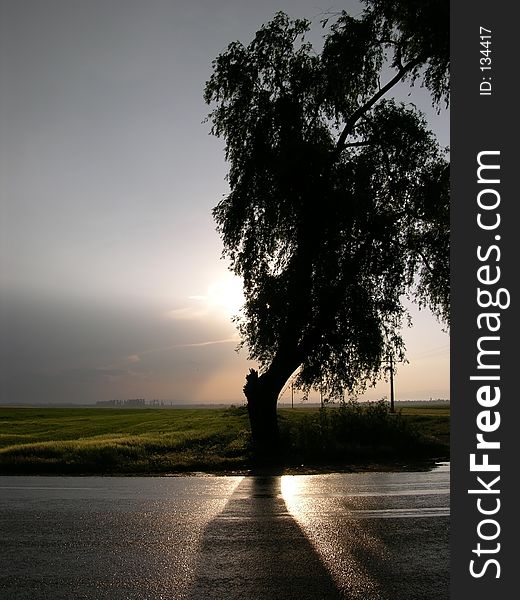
[0,0,449,405]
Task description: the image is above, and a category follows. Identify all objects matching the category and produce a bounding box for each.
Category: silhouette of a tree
[204,0,449,458]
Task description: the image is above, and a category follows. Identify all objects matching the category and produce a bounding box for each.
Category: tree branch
[416,247,436,277]
[333,57,423,158]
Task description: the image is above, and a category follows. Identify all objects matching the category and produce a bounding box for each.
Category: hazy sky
[0,0,449,405]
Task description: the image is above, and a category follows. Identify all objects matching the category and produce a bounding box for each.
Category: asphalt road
[0,464,449,599]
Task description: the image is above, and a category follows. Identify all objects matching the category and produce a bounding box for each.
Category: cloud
[123,336,240,360]
[94,336,240,375]
[164,306,208,321]
[182,337,240,348]
[0,289,248,404]
[163,297,216,322]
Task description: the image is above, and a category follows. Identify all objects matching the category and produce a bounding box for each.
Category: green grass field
[0,403,449,475]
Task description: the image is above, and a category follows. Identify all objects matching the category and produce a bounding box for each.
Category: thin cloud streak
[100,336,241,370]
[136,336,239,354]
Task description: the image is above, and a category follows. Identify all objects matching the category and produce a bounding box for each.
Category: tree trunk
[243,369,284,465]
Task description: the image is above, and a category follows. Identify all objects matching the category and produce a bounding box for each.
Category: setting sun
[206,274,245,317]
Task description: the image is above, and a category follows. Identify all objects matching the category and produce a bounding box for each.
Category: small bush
[280,400,446,466]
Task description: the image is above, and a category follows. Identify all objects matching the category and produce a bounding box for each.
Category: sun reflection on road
[280,474,305,510]
[280,474,386,599]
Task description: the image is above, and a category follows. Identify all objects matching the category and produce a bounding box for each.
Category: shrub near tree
[204,0,449,460]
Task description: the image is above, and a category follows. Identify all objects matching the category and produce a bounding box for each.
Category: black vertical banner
[451,1,518,598]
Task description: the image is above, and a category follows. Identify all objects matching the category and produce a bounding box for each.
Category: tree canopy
[204,0,449,404]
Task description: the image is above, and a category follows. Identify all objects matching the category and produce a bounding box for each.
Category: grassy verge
[0,403,449,475]
[0,407,251,475]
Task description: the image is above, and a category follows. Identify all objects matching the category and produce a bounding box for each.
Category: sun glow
[205,274,245,317]
[166,274,245,322]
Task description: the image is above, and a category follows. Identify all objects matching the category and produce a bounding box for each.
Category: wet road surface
[0,464,449,599]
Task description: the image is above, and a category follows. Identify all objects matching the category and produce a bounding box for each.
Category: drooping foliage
[364,0,450,107]
[204,1,449,400]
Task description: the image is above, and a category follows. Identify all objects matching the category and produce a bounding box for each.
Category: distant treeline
[96,398,147,407]
[94,400,234,409]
